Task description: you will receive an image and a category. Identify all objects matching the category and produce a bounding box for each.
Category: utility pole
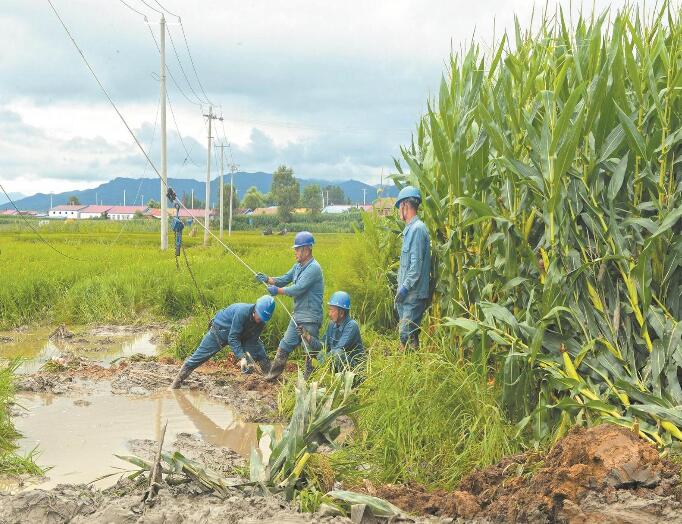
[326,190,330,206]
[362,188,367,205]
[215,143,228,238]
[229,162,238,236]
[191,189,194,209]
[160,14,169,250]
[203,106,223,246]
[123,189,126,206]
[321,188,324,209]
[50,194,53,211]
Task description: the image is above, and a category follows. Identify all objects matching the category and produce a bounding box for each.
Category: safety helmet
[327,291,351,311]
[255,295,276,322]
[394,185,422,208]
[293,231,315,248]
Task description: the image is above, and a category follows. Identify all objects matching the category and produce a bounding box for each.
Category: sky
[1,0,629,196]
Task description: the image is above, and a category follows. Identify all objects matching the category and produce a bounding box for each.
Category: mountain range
[0,174,399,212]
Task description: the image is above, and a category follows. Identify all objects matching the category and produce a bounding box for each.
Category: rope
[48,0,311,356]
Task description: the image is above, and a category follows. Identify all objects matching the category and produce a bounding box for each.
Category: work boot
[303,355,314,380]
[257,356,271,375]
[170,364,192,389]
[265,349,289,381]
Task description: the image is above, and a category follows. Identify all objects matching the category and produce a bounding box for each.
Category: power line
[152,0,179,18]
[166,88,201,168]
[138,0,163,14]
[165,24,206,108]
[118,0,148,19]
[178,20,214,105]
[0,183,85,262]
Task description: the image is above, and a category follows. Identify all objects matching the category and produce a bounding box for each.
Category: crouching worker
[170,295,276,389]
[297,291,364,375]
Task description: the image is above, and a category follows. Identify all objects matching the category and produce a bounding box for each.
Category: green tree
[271,165,300,221]
[241,186,265,210]
[301,184,323,214]
[67,195,81,205]
[181,192,204,209]
[147,199,160,209]
[323,185,347,205]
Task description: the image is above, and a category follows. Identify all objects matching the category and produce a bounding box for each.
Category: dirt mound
[366,425,682,523]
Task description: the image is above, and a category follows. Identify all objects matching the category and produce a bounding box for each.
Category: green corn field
[395,3,682,444]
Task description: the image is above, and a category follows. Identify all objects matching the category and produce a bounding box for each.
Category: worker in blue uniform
[394,186,431,349]
[170,295,276,389]
[255,231,324,380]
[297,291,364,374]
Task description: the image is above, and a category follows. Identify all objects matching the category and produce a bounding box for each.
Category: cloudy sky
[1,0,627,196]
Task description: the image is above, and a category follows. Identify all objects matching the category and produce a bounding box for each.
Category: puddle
[10,386,276,491]
[0,327,158,374]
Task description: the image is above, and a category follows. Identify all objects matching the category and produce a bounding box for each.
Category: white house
[107,205,147,220]
[78,205,113,219]
[49,205,87,219]
[321,205,353,214]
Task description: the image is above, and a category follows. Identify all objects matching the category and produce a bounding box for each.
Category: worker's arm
[400,227,428,291]
[304,325,326,352]
[272,265,295,287]
[226,308,249,359]
[331,321,362,352]
[282,264,321,298]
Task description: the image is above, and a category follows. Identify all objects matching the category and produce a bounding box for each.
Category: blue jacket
[308,316,364,368]
[212,303,265,359]
[273,258,324,324]
[399,216,431,300]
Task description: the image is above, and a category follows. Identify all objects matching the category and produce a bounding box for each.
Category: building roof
[80,205,113,214]
[252,206,278,215]
[107,205,147,214]
[50,205,87,212]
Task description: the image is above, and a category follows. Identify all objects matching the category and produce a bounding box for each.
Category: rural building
[107,205,147,220]
[322,205,353,214]
[0,209,38,216]
[79,205,113,219]
[49,205,87,219]
[251,206,278,216]
[372,197,397,216]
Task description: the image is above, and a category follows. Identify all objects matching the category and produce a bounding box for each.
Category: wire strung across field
[46,0,311,354]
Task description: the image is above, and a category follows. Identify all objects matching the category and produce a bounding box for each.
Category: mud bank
[15,354,280,423]
[0,434,352,524]
[362,425,682,523]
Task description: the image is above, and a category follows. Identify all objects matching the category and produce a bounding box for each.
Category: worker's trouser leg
[184,329,225,372]
[397,298,428,349]
[278,319,321,356]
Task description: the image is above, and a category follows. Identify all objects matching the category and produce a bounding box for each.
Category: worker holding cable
[255,231,324,380]
[170,295,276,389]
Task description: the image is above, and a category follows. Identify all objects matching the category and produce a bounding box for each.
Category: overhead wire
[165,23,206,107]
[166,88,202,168]
[48,0,309,350]
[0,183,85,262]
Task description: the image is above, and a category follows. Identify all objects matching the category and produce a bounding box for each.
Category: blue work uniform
[273,258,324,354]
[397,216,431,347]
[308,316,365,370]
[184,303,266,371]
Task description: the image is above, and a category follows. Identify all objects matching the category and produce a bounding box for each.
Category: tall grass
[395,3,682,443]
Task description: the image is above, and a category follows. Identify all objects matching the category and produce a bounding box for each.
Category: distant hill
[1,173,399,212]
[0,192,25,206]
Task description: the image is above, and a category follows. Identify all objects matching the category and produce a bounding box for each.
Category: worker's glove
[395,286,408,304]
[239,355,254,374]
[296,325,310,342]
[267,285,279,296]
[255,272,269,283]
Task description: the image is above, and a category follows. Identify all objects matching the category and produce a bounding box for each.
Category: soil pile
[366,425,682,523]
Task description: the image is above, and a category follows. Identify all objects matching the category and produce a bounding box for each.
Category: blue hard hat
[395,185,422,208]
[327,291,351,311]
[255,295,276,322]
[293,231,315,248]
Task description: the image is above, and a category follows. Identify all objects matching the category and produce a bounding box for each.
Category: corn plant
[395,3,682,444]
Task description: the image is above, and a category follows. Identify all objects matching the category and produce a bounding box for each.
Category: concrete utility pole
[160,14,169,250]
[215,143,228,238]
[321,188,324,209]
[50,194,53,211]
[191,189,194,209]
[362,188,367,205]
[203,107,223,246]
[229,162,238,236]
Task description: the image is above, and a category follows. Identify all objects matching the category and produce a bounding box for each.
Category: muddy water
[12,386,272,490]
[0,327,158,374]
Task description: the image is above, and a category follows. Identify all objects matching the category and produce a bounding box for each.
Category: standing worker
[255,231,324,380]
[297,291,364,373]
[170,295,276,389]
[394,186,431,349]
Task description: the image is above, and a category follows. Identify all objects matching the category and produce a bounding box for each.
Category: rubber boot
[170,364,192,389]
[265,348,289,381]
[257,356,271,375]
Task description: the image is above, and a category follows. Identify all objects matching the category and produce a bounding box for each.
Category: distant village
[0,198,396,220]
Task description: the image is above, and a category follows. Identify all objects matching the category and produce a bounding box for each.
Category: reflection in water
[10,388,279,491]
[0,327,158,374]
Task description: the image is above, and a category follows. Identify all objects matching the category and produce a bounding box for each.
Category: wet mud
[362,425,682,523]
